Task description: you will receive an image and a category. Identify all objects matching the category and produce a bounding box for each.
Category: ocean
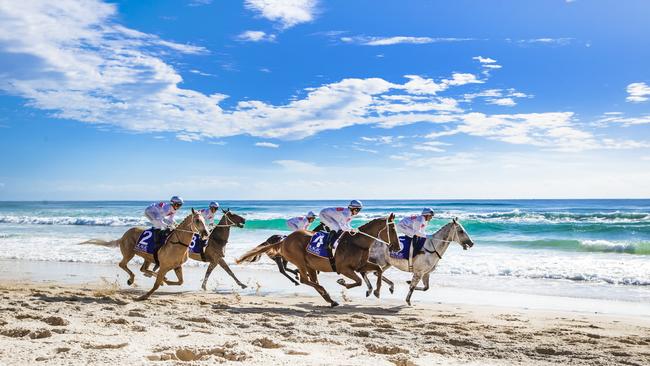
[0,199,648,304]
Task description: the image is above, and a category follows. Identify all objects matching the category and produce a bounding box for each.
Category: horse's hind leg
[218,257,247,289]
[163,267,184,286]
[201,262,218,291]
[335,269,363,290]
[275,257,300,286]
[136,267,168,301]
[413,272,430,291]
[118,253,136,286]
[282,259,299,277]
[140,260,155,277]
[381,275,395,294]
[300,268,338,307]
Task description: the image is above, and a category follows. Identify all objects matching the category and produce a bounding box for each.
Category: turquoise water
[0,200,649,293]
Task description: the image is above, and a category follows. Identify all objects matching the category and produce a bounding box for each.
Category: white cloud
[487,98,517,107]
[244,0,317,29]
[596,113,650,126]
[341,36,472,46]
[188,0,213,6]
[473,56,497,64]
[273,160,321,173]
[626,82,650,103]
[255,142,279,148]
[513,38,573,46]
[236,30,276,42]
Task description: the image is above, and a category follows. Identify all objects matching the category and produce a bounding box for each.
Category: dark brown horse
[237,214,400,307]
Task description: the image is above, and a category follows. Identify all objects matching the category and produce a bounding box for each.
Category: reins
[351,216,396,247]
[423,222,460,259]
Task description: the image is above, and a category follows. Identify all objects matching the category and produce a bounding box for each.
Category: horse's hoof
[135,296,147,302]
[365,291,371,297]
[143,273,152,278]
[127,279,134,286]
[389,287,394,294]
[293,282,300,286]
[406,300,411,306]
[406,280,411,285]
[330,301,339,307]
[336,279,345,286]
[373,290,380,298]
[240,284,248,289]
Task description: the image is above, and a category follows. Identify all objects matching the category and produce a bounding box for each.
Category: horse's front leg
[405,273,423,305]
[360,272,373,297]
[358,262,383,298]
[218,257,247,289]
[336,268,363,290]
[163,266,184,286]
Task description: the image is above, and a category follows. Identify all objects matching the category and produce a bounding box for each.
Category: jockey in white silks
[286,211,316,231]
[318,200,363,248]
[397,207,435,270]
[144,196,184,229]
[199,201,219,229]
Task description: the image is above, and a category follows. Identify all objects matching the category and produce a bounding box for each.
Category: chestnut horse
[237,214,400,307]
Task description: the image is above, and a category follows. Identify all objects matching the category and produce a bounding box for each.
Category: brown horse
[237,214,400,307]
[83,209,209,300]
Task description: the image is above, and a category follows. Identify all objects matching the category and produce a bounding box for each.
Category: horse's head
[222,208,245,228]
[190,208,210,240]
[451,217,474,250]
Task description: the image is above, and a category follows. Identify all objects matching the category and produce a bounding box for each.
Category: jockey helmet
[306,211,316,218]
[170,196,184,206]
[209,201,220,209]
[348,200,363,209]
[422,207,434,216]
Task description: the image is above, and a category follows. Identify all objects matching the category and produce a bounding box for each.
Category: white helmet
[422,207,434,216]
[348,200,363,209]
[306,211,316,218]
[209,201,220,209]
[170,196,184,205]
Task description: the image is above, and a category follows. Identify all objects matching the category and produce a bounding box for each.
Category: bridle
[167,213,204,248]
[213,212,242,228]
[424,222,461,259]
[353,216,397,247]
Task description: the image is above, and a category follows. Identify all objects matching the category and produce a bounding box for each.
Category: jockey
[286,211,316,231]
[199,201,219,229]
[397,207,435,240]
[318,200,363,248]
[144,196,183,246]
[145,196,183,229]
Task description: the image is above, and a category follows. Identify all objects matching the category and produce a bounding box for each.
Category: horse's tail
[236,236,285,264]
[78,239,120,247]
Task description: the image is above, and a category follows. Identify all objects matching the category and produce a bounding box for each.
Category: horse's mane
[358,216,388,231]
[430,221,454,237]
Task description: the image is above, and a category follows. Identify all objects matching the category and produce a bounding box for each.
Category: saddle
[389,236,427,270]
[306,231,340,272]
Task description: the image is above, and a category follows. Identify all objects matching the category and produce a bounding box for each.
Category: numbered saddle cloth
[389,236,427,260]
[135,229,157,254]
[306,231,331,258]
[188,234,207,254]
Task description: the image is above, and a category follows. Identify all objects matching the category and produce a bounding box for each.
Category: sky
[0,0,649,200]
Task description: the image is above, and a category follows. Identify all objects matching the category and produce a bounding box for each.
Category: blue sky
[0,0,649,200]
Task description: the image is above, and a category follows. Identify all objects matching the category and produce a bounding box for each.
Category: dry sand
[0,281,648,365]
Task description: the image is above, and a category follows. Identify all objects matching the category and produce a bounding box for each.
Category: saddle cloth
[306,231,333,258]
[389,236,427,260]
[135,229,157,254]
[188,234,207,254]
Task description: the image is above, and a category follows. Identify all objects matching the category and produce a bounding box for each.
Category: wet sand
[0,279,649,365]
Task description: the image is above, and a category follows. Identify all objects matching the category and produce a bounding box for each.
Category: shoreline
[0,258,648,317]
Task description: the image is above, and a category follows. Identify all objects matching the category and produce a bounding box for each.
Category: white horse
[363,218,474,305]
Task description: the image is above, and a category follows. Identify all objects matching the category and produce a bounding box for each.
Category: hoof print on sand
[29,329,52,339]
[252,337,282,349]
[1,328,31,338]
[42,316,69,326]
[366,344,408,355]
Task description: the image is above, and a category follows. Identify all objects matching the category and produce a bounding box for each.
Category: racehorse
[237,215,400,307]
[365,218,474,305]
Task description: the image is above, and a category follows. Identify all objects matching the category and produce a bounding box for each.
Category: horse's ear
[226,208,230,213]
[389,213,395,221]
[192,208,196,214]
[453,217,458,223]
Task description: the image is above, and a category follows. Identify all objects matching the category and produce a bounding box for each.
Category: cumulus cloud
[255,142,279,148]
[473,56,497,64]
[236,30,276,42]
[626,82,650,103]
[244,0,317,29]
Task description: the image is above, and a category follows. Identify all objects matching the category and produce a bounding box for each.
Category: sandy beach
[0,275,649,366]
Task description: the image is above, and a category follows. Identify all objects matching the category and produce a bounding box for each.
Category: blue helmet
[306,211,316,218]
[170,196,184,205]
[348,200,363,209]
[422,207,434,216]
[209,201,220,209]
